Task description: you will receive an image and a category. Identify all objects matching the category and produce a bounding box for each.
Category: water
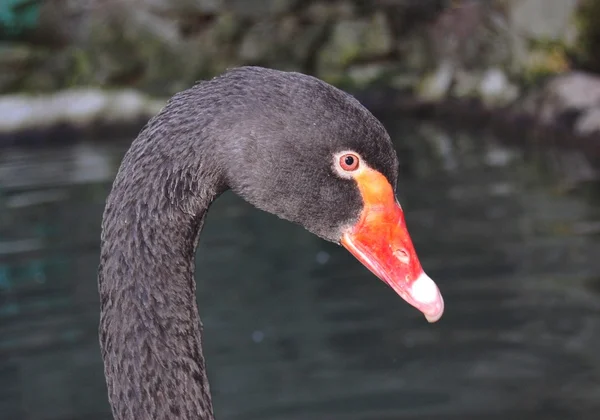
[1,119,600,420]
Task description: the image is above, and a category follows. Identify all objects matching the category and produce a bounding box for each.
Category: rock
[180,0,223,14]
[20,1,245,96]
[103,90,164,123]
[539,71,600,124]
[452,70,480,98]
[479,69,507,97]
[545,72,600,109]
[426,1,513,72]
[417,61,454,102]
[316,12,394,81]
[362,12,395,58]
[138,0,223,15]
[0,43,38,92]
[522,48,570,83]
[320,19,364,69]
[11,48,81,93]
[511,88,543,118]
[506,0,579,70]
[72,4,247,96]
[390,73,421,91]
[477,68,519,106]
[0,90,107,133]
[32,0,85,45]
[346,63,395,88]
[507,0,579,41]
[238,20,278,62]
[575,107,600,136]
[188,12,245,81]
[238,16,326,70]
[224,0,300,18]
[398,32,431,72]
[0,89,166,134]
[305,1,355,22]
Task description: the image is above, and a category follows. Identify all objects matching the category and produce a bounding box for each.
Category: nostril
[393,249,410,264]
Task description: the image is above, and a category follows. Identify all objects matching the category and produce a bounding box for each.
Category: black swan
[98,66,444,420]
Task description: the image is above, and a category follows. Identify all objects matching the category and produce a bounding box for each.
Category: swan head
[207,67,444,322]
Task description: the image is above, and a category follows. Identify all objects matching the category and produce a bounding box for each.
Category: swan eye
[339,153,360,171]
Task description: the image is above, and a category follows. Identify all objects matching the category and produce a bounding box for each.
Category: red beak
[341,167,444,322]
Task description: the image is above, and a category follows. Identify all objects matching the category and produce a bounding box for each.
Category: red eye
[339,153,360,171]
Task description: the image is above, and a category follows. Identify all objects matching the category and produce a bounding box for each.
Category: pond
[1,118,600,420]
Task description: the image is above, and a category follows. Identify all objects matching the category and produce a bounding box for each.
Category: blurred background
[1,0,600,419]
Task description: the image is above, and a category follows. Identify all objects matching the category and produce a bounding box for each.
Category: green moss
[325,74,353,90]
[522,44,570,86]
[66,48,93,87]
[338,44,361,67]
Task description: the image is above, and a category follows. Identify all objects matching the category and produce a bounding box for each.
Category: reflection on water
[1,119,600,420]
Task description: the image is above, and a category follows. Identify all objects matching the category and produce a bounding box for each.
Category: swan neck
[99,144,219,419]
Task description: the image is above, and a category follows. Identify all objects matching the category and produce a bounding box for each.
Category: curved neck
[99,123,222,419]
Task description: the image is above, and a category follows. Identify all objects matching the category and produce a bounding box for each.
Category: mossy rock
[316,12,394,82]
[523,43,571,86]
[60,9,246,96]
[417,62,454,102]
[238,16,326,71]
